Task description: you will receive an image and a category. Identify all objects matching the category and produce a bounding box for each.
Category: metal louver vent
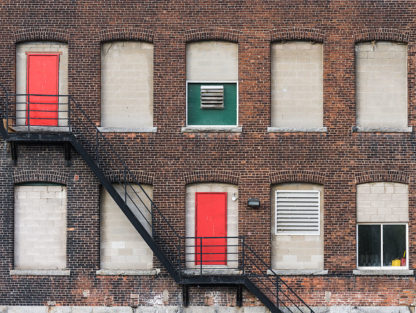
[275,190,320,235]
[200,85,224,109]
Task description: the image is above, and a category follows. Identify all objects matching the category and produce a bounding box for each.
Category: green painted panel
[188,83,237,125]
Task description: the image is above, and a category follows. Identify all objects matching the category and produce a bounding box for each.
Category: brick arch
[269,170,326,185]
[354,28,409,43]
[270,27,324,43]
[184,170,239,185]
[14,28,70,43]
[185,28,241,43]
[100,28,153,43]
[104,169,154,185]
[13,169,69,185]
[354,171,409,185]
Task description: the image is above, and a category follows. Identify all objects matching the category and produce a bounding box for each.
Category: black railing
[0,88,315,313]
[179,236,241,275]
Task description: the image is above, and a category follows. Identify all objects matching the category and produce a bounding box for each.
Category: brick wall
[1,0,416,309]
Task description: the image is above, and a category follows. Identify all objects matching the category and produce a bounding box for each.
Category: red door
[26,53,60,126]
[195,192,227,265]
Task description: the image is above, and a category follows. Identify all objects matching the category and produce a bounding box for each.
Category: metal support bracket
[64,142,71,167]
[236,285,243,307]
[182,285,189,307]
[10,142,17,165]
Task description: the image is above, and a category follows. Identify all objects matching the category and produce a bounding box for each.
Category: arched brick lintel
[184,170,239,185]
[100,28,154,43]
[14,28,70,44]
[105,169,154,185]
[355,171,409,185]
[354,28,409,43]
[13,169,69,185]
[269,170,326,185]
[185,28,241,43]
[270,27,324,43]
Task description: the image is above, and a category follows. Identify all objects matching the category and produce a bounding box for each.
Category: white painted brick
[101,42,153,128]
[15,185,67,269]
[271,42,323,128]
[356,42,407,129]
[186,41,238,81]
[100,184,153,270]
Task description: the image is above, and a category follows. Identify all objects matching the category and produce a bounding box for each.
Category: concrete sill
[267,127,327,133]
[182,126,242,133]
[352,126,413,133]
[267,269,328,276]
[96,269,160,276]
[10,269,71,276]
[182,269,242,276]
[97,127,157,133]
[13,126,71,133]
[353,269,414,276]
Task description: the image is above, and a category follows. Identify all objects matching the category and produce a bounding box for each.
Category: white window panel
[275,190,320,235]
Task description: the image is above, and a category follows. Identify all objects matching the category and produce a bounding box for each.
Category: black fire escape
[0,85,315,313]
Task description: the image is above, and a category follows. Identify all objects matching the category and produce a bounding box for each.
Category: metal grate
[275,190,320,235]
[200,85,224,109]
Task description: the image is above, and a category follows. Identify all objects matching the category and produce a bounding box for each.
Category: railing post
[67,96,71,130]
[200,237,203,275]
[241,237,245,275]
[124,168,127,202]
[27,94,30,133]
[95,129,99,163]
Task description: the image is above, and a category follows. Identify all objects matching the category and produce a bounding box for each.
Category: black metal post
[95,129,99,163]
[67,96,71,130]
[200,237,203,275]
[236,285,243,307]
[241,237,245,275]
[124,168,127,202]
[27,94,30,133]
[182,285,189,307]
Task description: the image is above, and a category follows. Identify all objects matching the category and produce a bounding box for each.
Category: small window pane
[358,225,381,267]
[383,225,406,267]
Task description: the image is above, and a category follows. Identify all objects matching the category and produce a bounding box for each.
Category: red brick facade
[1,0,416,309]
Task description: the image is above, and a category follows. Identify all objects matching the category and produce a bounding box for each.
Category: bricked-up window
[101,41,154,129]
[100,184,153,270]
[357,224,407,268]
[270,41,323,129]
[356,42,408,130]
[271,184,324,270]
[356,183,409,269]
[14,183,67,270]
[186,41,238,126]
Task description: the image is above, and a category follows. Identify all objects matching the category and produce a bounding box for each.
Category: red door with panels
[195,192,227,265]
[26,53,60,126]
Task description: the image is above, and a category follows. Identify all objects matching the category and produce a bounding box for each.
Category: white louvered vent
[200,85,224,109]
[275,190,320,235]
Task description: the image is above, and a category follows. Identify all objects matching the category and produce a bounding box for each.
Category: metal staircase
[0,85,315,313]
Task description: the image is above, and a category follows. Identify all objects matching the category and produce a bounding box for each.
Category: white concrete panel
[356,42,408,129]
[16,42,69,127]
[101,42,153,128]
[14,185,67,269]
[100,184,153,270]
[271,42,323,128]
[357,182,408,223]
[185,183,238,270]
[271,183,324,270]
[186,41,238,81]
